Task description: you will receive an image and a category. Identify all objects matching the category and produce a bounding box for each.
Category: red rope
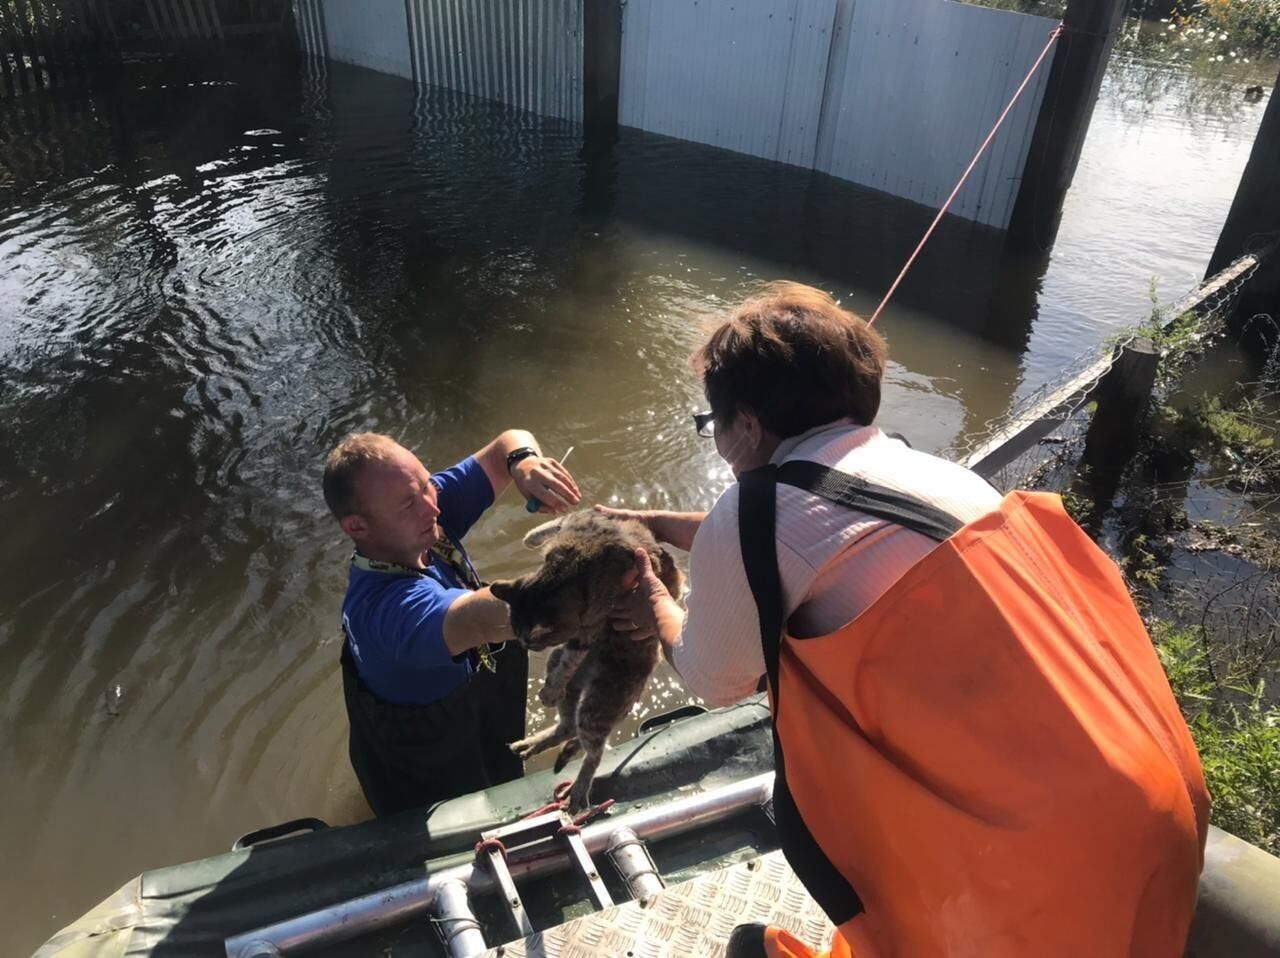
[868,23,1065,327]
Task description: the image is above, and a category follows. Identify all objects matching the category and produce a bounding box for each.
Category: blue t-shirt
[341,456,496,706]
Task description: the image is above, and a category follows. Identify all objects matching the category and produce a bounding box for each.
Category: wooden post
[1207,69,1280,278]
[16,0,46,93]
[1007,0,1127,249]
[582,0,622,141]
[1079,337,1159,488]
[0,1,16,99]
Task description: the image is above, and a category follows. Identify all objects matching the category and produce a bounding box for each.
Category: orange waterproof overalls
[736,461,1210,958]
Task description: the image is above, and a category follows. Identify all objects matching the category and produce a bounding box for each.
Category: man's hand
[512,455,581,514]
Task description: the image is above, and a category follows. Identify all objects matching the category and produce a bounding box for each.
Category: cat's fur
[490,511,682,812]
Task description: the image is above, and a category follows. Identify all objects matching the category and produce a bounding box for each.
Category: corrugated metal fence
[297,0,583,123]
[408,0,582,122]
[0,0,290,97]
[297,0,1056,227]
[619,0,1058,228]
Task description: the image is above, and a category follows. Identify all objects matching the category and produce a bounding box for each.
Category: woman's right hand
[611,549,675,642]
[594,504,652,528]
[596,505,707,553]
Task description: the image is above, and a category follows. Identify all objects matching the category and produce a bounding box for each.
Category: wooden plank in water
[961,253,1261,482]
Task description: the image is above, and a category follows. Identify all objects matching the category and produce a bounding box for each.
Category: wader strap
[737,463,866,924]
[776,460,964,543]
[739,466,785,690]
[340,641,527,818]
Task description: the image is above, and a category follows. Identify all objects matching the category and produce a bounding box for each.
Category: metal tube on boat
[432,879,487,958]
[224,772,774,957]
[606,827,665,903]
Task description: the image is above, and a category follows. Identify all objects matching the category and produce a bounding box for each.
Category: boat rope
[868,22,1065,326]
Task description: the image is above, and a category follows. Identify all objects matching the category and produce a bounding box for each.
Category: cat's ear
[489,579,520,604]
[522,517,564,549]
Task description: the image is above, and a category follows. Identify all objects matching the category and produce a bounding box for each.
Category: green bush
[1153,622,1280,855]
[1194,0,1280,56]
[1137,0,1280,61]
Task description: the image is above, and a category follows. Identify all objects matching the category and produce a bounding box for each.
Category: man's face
[342,445,442,563]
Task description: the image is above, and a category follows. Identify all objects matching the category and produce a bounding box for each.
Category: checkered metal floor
[481,851,833,957]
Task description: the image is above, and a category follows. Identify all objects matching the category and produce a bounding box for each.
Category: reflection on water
[1019,54,1275,394]
[0,40,1270,953]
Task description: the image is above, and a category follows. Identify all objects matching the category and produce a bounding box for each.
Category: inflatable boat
[34,697,1280,957]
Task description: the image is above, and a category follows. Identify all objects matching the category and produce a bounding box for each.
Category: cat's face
[490,541,633,650]
[490,575,591,650]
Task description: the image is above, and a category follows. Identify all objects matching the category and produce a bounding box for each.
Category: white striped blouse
[672,421,1004,706]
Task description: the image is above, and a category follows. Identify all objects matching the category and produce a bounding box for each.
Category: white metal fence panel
[300,0,583,122]
[619,0,838,167]
[816,0,1057,227]
[293,0,327,58]
[619,0,1057,228]
[405,0,583,122]
[312,0,412,79]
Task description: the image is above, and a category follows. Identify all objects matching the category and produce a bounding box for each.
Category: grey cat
[490,511,683,812]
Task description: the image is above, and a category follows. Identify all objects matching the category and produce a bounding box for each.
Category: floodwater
[0,35,1273,954]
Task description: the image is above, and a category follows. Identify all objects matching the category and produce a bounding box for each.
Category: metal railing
[223,772,776,957]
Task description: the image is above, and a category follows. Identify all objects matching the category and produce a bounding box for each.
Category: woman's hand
[594,505,707,552]
[611,549,678,643]
[512,456,581,513]
[594,504,653,529]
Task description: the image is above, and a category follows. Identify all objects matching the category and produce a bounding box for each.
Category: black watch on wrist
[506,446,538,475]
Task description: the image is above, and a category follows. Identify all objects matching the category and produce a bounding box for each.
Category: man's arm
[472,430,581,514]
[442,587,517,657]
[595,506,707,552]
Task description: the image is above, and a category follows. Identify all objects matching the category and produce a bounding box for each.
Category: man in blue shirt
[323,430,580,817]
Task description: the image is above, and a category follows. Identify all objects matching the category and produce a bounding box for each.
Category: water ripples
[0,50,1271,956]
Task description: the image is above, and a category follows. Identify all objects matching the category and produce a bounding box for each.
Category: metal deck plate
[480,850,834,957]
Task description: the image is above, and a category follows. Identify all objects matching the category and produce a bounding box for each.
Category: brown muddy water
[0,38,1274,953]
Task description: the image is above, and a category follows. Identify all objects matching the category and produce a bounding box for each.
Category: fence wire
[951,252,1263,492]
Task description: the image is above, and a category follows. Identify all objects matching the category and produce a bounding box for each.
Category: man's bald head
[323,432,404,520]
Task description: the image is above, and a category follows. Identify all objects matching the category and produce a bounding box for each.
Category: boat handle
[233,817,330,851]
[638,704,707,734]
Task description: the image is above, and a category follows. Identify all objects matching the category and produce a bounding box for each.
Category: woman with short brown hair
[607,282,1207,958]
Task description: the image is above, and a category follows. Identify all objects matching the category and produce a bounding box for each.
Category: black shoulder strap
[777,460,964,543]
[736,462,869,923]
[738,460,965,675]
[738,465,785,689]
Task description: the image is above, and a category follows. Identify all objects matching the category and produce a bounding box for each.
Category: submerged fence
[294,0,585,123]
[291,0,1059,228]
[620,0,1058,228]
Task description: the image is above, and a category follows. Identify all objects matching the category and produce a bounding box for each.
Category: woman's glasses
[692,411,716,438]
